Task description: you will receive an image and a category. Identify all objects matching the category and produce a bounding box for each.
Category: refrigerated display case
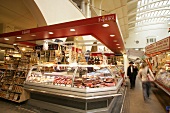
[155,68,170,96]
[24,64,124,113]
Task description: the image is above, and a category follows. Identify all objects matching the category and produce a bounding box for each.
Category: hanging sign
[145,37,170,55]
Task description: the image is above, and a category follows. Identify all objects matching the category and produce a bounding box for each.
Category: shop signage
[98,15,116,22]
[145,37,170,55]
[22,30,30,34]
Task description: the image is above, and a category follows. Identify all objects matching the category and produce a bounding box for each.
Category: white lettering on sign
[145,37,169,54]
[98,15,115,22]
[22,30,30,34]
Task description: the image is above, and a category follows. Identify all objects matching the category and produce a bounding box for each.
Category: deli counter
[24,64,124,113]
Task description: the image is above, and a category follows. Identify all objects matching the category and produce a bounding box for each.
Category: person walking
[127,61,136,89]
[137,62,155,101]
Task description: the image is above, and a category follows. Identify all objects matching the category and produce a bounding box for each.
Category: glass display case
[155,68,170,95]
[25,64,123,97]
[24,64,124,113]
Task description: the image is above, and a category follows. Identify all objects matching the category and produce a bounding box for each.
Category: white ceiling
[0,0,37,32]
[0,0,169,43]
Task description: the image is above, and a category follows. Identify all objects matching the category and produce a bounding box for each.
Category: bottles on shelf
[88,56,101,65]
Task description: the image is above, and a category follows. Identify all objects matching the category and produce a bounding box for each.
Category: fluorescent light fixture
[31,34,36,36]
[113,40,117,42]
[102,24,109,27]
[4,38,9,40]
[110,35,115,37]
[70,29,75,31]
[17,36,21,39]
[116,44,120,45]
[49,32,54,34]
[13,44,17,45]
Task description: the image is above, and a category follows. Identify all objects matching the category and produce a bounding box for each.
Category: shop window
[146,37,156,44]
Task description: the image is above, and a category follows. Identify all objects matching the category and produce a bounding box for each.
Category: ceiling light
[22,48,25,51]
[136,33,138,34]
[17,36,21,39]
[49,32,54,34]
[27,46,30,47]
[118,47,121,48]
[116,44,120,45]
[135,48,139,50]
[102,24,109,27]
[113,40,117,42]
[110,35,115,37]
[31,34,36,36]
[1,50,5,51]
[13,44,17,45]
[70,29,75,31]
[4,38,9,40]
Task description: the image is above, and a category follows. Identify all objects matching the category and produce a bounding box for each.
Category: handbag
[147,68,155,82]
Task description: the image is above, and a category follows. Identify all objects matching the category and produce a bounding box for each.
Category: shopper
[137,62,155,102]
[127,61,136,89]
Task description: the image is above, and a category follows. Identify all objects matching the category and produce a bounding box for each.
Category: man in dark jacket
[127,61,137,89]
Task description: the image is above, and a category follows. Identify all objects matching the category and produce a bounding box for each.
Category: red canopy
[0,14,125,55]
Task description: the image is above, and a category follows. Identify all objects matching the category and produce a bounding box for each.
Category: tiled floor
[123,78,168,113]
[0,78,169,113]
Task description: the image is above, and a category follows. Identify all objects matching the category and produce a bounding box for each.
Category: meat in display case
[24,64,124,113]
[155,69,170,96]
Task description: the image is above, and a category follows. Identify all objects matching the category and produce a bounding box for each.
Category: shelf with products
[0,50,31,102]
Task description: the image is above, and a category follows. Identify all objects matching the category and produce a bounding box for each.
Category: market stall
[145,36,170,96]
[0,14,126,112]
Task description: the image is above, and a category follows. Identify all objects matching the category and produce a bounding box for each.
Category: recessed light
[136,33,138,34]
[70,29,75,31]
[22,48,25,51]
[31,34,36,36]
[49,32,54,34]
[13,44,17,45]
[116,44,120,45]
[113,40,117,42]
[4,38,9,40]
[102,24,109,27]
[118,47,121,48]
[27,46,30,47]
[110,35,115,37]
[17,36,21,39]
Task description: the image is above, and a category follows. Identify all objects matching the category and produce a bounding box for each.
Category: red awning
[0,14,125,55]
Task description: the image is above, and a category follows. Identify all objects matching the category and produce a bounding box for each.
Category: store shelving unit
[0,50,30,102]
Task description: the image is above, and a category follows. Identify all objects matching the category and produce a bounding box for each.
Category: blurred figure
[138,62,155,102]
[127,61,136,89]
